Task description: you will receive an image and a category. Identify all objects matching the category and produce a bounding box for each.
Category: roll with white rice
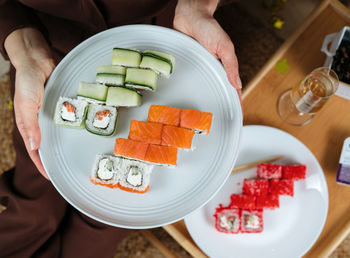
[54,97,88,128]
[85,103,118,136]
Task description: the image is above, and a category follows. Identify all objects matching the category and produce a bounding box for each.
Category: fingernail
[29,138,35,151]
[236,77,242,89]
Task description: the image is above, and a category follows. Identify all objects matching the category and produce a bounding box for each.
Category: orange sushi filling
[95,110,110,120]
[63,101,76,113]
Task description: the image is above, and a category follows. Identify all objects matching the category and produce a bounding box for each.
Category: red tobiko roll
[257,163,283,179]
[214,204,240,234]
[282,165,306,180]
[243,179,269,196]
[255,194,280,209]
[269,179,294,196]
[229,194,256,209]
[240,209,264,233]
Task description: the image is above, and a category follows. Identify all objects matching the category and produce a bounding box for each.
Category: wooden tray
[163,1,350,257]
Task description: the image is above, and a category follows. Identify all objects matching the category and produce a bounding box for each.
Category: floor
[1,1,350,257]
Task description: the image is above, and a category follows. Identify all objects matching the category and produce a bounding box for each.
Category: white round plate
[38,25,242,229]
[185,125,328,258]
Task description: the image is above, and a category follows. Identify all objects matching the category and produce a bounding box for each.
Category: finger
[218,40,242,91]
[14,95,48,179]
[27,147,49,180]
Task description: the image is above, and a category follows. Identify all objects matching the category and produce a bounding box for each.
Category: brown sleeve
[0,0,49,60]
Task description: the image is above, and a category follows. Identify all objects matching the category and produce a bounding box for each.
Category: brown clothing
[0,0,176,58]
[0,1,176,257]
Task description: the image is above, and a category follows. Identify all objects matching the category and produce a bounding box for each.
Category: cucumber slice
[140,55,171,78]
[111,48,141,67]
[106,87,142,107]
[77,82,108,101]
[143,50,175,71]
[96,73,125,86]
[125,68,158,91]
[97,65,126,75]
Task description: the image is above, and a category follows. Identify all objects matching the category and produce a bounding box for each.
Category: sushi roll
[269,179,294,196]
[257,163,282,179]
[180,109,213,135]
[214,204,240,234]
[282,164,306,180]
[144,144,178,167]
[106,86,142,107]
[161,125,194,150]
[255,194,279,210]
[140,50,175,78]
[77,82,108,104]
[54,97,88,128]
[117,158,154,193]
[240,209,264,233]
[96,65,126,86]
[89,155,119,188]
[242,179,269,196]
[229,194,256,209]
[114,138,149,161]
[125,68,158,91]
[85,103,118,136]
[128,120,163,144]
[111,48,141,67]
[148,105,181,126]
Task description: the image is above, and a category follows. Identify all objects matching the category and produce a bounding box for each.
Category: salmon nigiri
[114,138,149,160]
[144,144,178,167]
[148,105,181,126]
[161,125,194,149]
[128,120,163,144]
[180,109,213,135]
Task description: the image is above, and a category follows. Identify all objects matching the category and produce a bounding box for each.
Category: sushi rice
[54,97,88,128]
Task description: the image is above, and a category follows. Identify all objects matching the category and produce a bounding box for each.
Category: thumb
[14,94,48,179]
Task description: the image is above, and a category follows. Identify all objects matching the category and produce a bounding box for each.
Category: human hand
[174,0,242,100]
[5,28,55,179]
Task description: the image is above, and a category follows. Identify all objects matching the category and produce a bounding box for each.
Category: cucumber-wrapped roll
[77,82,108,104]
[140,50,175,78]
[96,65,126,86]
[111,48,141,68]
[54,97,88,129]
[85,103,118,136]
[125,68,158,91]
[106,86,142,107]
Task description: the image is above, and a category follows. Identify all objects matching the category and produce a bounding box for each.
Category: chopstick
[231,155,284,175]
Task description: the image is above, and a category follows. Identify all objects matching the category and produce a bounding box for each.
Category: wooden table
[163,0,350,257]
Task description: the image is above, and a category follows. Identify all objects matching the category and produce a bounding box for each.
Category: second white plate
[185,125,328,258]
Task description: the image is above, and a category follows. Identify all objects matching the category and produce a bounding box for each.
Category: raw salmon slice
[114,138,149,160]
[161,125,194,149]
[180,109,213,135]
[145,144,178,166]
[148,105,181,126]
[128,120,163,144]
